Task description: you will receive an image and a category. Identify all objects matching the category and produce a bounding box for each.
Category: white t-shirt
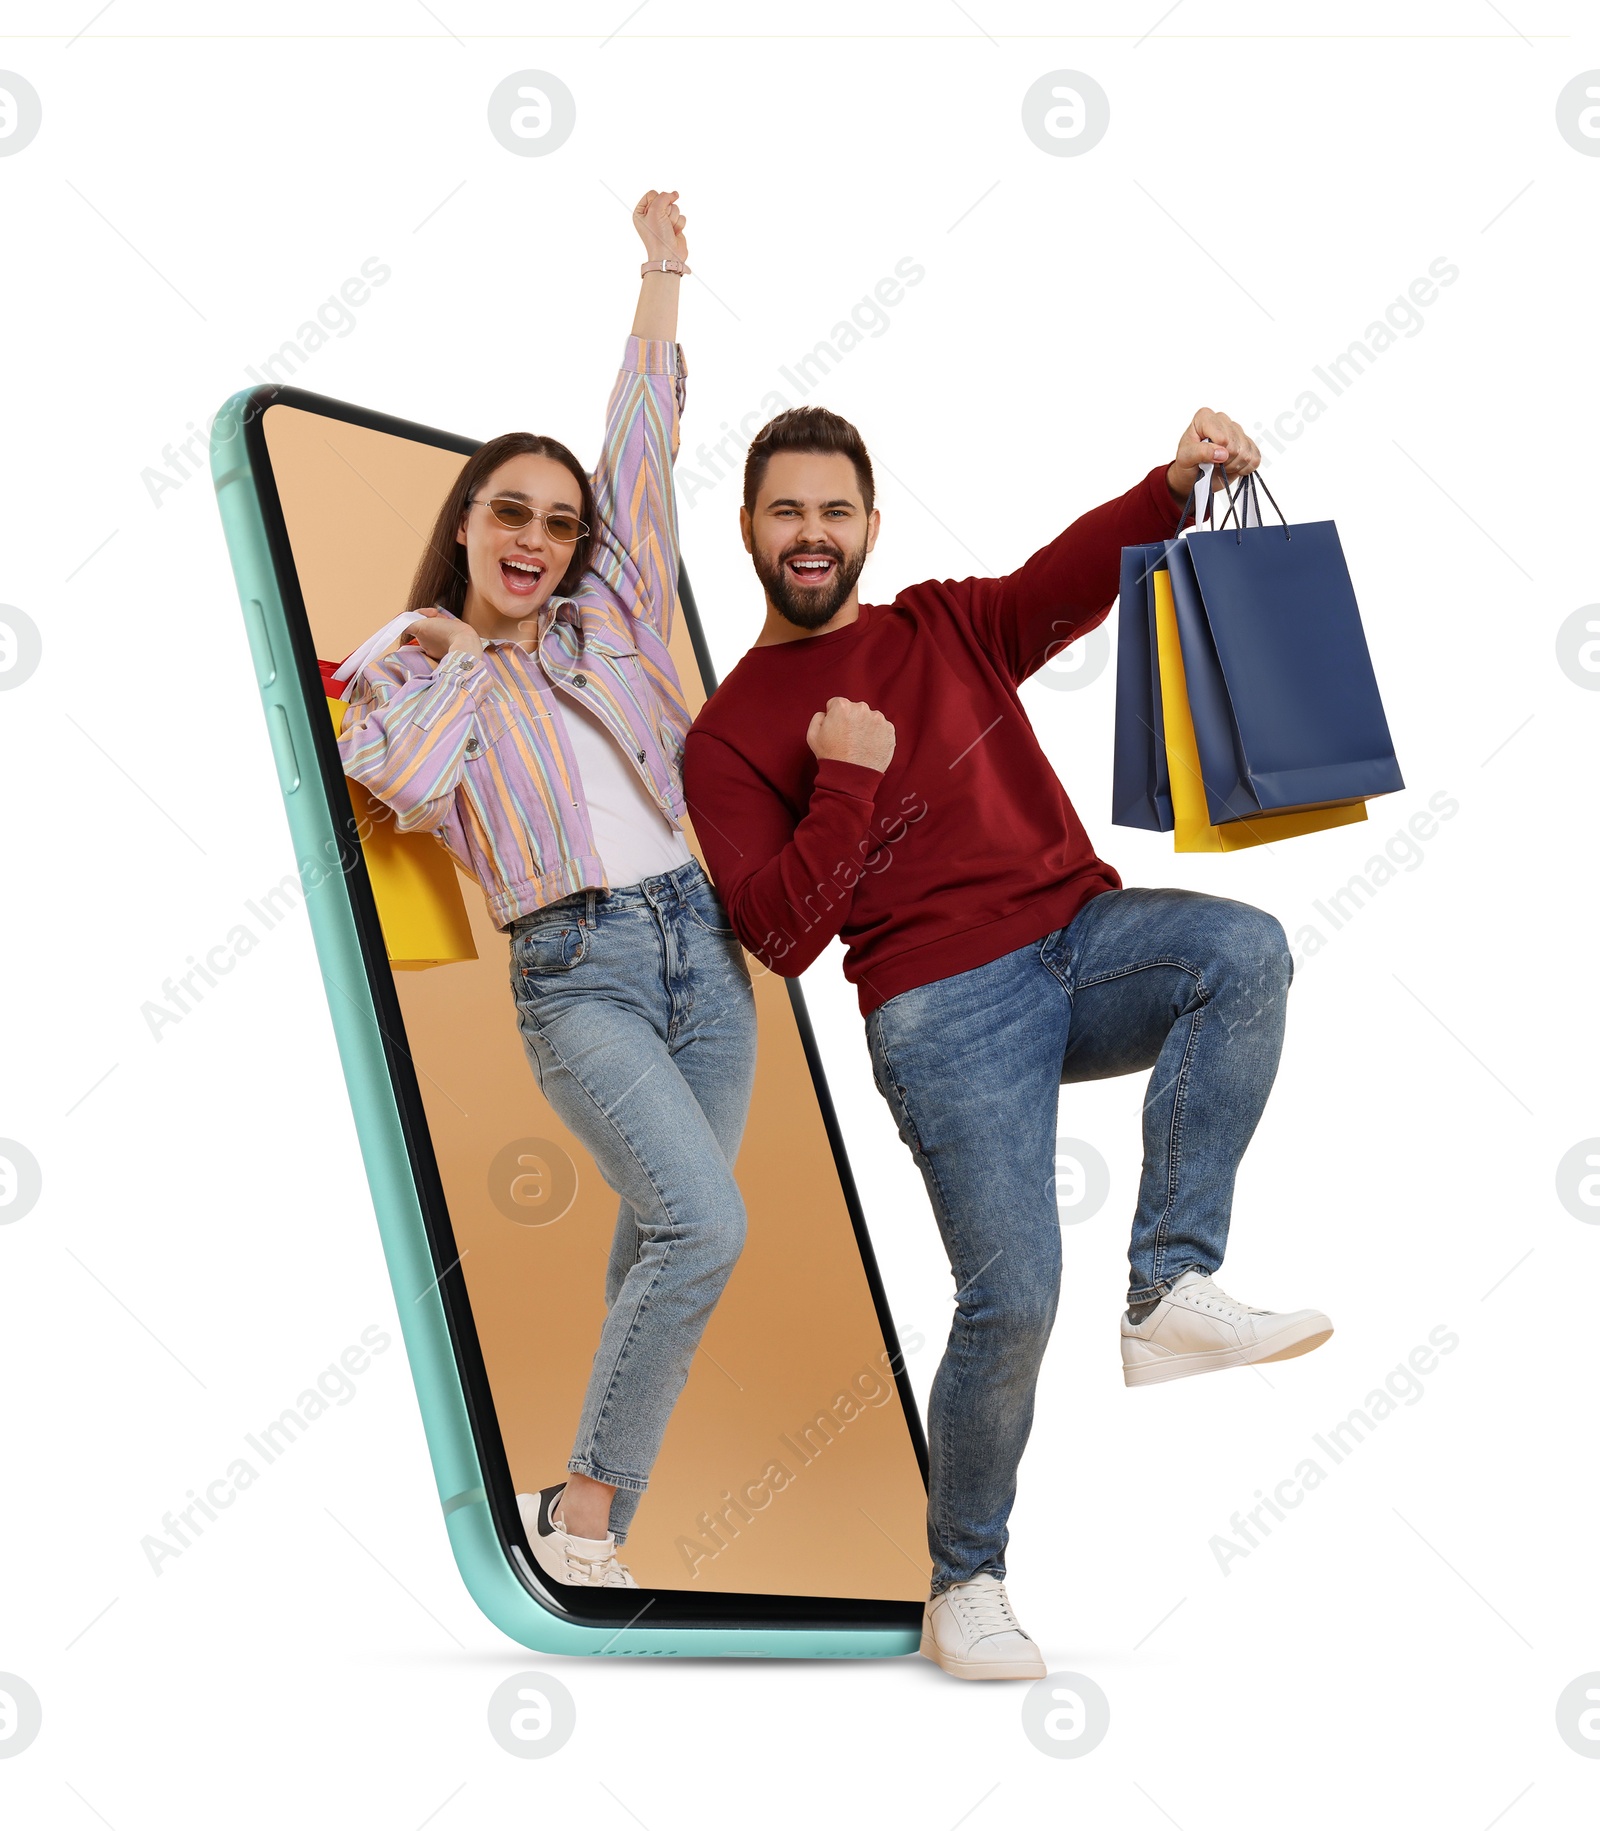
[551,691,691,889]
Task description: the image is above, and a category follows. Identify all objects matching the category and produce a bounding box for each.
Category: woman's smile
[499,553,547,598]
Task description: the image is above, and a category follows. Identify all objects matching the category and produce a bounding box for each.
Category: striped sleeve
[337,648,489,834]
[581,336,684,646]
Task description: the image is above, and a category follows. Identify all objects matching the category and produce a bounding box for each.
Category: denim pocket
[864,1015,890,1098]
[514,917,591,979]
[684,888,737,939]
[864,1019,924,1155]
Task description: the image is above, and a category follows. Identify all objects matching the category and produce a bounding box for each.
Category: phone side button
[242,597,277,688]
[266,703,301,794]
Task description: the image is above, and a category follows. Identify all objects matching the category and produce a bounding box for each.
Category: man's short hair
[742,406,876,516]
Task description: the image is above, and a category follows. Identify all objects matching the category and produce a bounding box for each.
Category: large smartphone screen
[250,391,928,1621]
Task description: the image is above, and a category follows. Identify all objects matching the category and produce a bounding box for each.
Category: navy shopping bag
[1112,467,1241,832]
[1166,471,1404,826]
[1111,541,1174,831]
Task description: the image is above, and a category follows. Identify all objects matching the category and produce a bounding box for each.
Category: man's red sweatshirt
[682,463,1186,1018]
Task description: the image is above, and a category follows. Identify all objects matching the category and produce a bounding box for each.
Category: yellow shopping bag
[325,696,479,969]
[1151,568,1368,854]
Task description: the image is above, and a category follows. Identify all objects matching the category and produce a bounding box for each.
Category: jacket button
[465,738,480,755]
[636,747,646,763]
[573,673,588,688]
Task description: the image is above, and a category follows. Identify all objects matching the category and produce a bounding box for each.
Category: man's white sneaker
[1121,1269,1332,1388]
[517,1482,639,1588]
[920,1574,1047,1681]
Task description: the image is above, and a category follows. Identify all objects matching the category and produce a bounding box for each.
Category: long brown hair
[406,432,597,616]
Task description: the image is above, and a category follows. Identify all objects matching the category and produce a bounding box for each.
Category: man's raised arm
[967,407,1263,683]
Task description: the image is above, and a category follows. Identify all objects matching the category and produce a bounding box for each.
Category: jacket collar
[477,597,584,648]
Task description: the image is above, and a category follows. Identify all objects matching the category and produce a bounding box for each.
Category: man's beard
[752,537,868,631]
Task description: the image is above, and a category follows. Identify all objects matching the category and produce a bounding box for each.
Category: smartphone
[210,382,929,1657]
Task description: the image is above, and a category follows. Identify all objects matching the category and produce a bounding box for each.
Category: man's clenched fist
[807,696,895,773]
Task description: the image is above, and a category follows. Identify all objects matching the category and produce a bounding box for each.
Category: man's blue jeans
[863,886,1293,1594]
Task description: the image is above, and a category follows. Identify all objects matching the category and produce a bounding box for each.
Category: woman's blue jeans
[508,858,757,1543]
[863,886,1293,1594]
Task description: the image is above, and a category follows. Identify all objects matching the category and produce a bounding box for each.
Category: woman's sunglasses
[470,496,589,543]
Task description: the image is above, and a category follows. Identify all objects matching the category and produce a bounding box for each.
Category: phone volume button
[267,703,301,794]
[243,597,278,688]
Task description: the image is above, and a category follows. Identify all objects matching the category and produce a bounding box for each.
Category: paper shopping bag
[1111,542,1175,831]
[1150,567,1368,853]
[322,677,478,970]
[1165,472,1404,828]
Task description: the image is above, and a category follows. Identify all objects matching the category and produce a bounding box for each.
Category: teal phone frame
[210,385,924,1659]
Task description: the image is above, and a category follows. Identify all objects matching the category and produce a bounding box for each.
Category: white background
[4,1,1598,1822]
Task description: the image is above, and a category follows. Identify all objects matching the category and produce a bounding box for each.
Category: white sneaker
[517,1482,639,1588]
[1121,1269,1332,1387]
[920,1574,1047,1681]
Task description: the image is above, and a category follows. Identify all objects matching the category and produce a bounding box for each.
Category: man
[681,405,1332,1681]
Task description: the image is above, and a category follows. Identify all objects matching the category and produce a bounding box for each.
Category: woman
[335,191,756,1590]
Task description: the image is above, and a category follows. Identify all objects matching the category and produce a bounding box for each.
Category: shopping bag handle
[1214,468,1259,533]
[330,605,457,693]
[1171,460,1229,538]
[1172,461,1291,543]
[1214,469,1292,544]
